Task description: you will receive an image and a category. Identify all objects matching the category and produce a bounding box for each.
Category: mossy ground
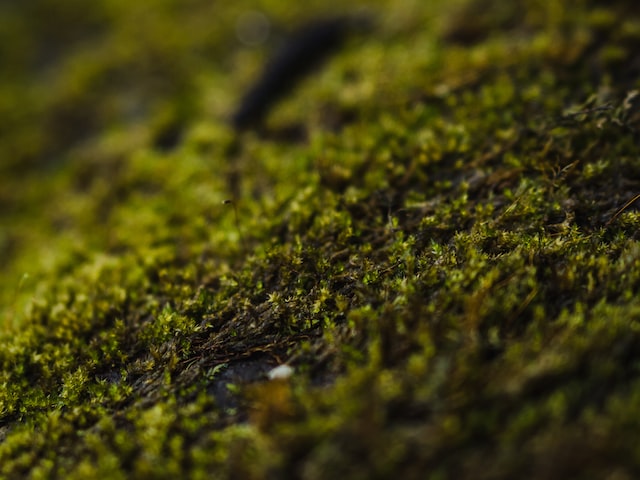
[2,0,640,478]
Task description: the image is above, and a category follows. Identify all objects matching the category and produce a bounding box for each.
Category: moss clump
[2,0,640,478]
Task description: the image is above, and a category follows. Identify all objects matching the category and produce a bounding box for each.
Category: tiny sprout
[223,199,247,251]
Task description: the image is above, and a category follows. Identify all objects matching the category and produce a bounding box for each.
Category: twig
[606,193,640,226]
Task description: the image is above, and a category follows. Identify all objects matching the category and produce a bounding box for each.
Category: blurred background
[0,0,424,326]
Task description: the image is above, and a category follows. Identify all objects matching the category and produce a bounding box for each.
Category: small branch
[606,193,640,226]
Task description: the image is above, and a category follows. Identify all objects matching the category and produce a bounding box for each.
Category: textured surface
[2,0,640,478]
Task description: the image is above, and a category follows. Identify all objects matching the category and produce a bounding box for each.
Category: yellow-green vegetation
[2,0,640,477]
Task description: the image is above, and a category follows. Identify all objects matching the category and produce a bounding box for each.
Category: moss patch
[2,0,640,478]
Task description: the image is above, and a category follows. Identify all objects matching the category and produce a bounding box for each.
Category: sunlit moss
[1,0,640,478]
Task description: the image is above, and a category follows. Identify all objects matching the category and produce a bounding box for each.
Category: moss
[2,0,640,478]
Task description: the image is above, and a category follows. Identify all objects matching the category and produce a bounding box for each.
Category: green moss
[2,0,640,478]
